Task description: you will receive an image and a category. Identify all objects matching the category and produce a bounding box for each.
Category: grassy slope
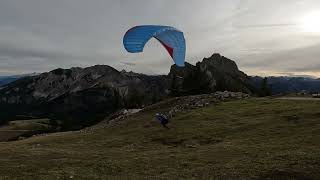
[0,98,319,179]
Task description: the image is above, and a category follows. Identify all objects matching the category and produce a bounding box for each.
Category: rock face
[168,53,254,95]
[0,53,255,129]
[0,65,168,129]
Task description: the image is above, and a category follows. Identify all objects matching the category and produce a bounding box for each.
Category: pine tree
[260,77,271,96]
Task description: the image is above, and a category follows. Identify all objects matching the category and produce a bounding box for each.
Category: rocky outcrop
[168,53,254,95]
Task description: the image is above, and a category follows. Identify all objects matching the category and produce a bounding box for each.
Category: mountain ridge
[250,76,320,95]
[0,73,39,87]
[0,53,254,129]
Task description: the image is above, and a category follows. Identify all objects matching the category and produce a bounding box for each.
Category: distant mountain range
[250,76,320,95]
[0,73,38,87]
[0,75,23,87]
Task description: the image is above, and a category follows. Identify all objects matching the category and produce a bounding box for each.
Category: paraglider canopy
[123,25,186,67]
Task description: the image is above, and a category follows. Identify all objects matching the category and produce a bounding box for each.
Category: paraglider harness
[155,113,170,129]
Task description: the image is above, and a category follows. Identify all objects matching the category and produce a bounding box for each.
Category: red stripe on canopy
[155,38,174,58]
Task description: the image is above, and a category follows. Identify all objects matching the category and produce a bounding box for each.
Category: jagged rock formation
[168,53,254,95]
[0,53,255,129]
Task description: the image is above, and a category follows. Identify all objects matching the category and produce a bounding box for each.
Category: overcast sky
[1,0,320,76]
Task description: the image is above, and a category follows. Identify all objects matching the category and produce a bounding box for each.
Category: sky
[1,0,320,77]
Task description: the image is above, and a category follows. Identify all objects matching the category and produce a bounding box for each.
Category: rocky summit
[0,53,255,129]
[168,53,255,95]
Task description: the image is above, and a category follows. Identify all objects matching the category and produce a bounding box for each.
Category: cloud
[121,62,136,66]
[238,42,320,76]
[0,0,320,76]
[235,23,297,29]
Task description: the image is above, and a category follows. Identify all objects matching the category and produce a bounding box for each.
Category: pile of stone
[167,91,249,118]
[312,94,320,98]
[107,109,142,125]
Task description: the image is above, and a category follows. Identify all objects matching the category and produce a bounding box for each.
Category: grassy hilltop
[0,98,319,179]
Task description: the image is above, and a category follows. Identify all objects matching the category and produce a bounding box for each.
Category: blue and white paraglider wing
[123,25,186,67]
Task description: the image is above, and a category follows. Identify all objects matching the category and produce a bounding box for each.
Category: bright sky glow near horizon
[1,0,320,77]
